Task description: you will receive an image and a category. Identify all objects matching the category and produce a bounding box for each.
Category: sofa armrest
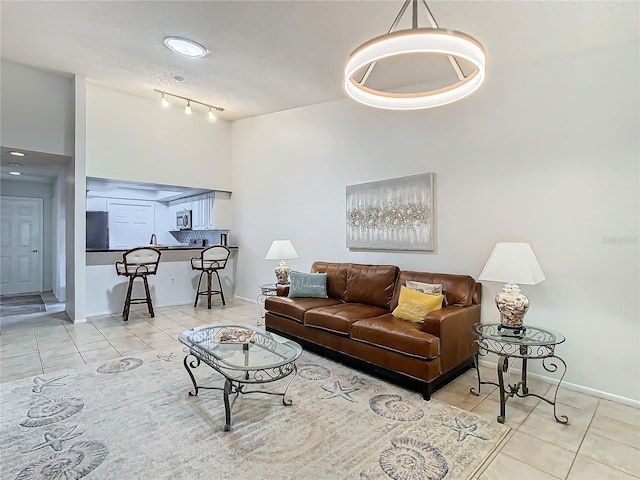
[420,304,480,373]
[277,284,290,296]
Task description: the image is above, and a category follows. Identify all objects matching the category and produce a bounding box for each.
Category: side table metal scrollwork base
[469,323,569,425]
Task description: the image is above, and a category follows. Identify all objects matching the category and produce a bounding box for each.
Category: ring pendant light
[344,0,486,110]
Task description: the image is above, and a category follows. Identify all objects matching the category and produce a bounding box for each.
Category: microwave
[176,210,192,230]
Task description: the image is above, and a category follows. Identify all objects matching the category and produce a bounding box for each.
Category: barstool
[191,245,230,309]
[115,247,161,321]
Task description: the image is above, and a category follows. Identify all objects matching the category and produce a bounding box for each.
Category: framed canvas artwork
[346,173,434,251]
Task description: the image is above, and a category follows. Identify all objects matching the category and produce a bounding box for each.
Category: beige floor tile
[597,400,640,427]
[1,342,39,358]
[79,346,121,365]
[1,352,41,370]
[567,454,638,480]
[142,338,181,350]
[43,354,87,373]
[75,340,114,353]
[590,413,640,449]
[98,326,138,340]
[1,368,43,383]
[554,386,600,412]
[471,397,531,428]
[479,452,559,480]
[531,399,594,429]
[432,388,485,412]
[500,430,575,478]
[115,345,154,356]
[39,346,80,360]
[579,431,640,477]
[519,412,589,452]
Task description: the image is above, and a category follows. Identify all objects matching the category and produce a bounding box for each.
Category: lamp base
[497,323,527,338]
[496,283,529,330]
[274,260,291,285]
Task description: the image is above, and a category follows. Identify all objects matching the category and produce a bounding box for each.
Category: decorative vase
[495,283,529,330]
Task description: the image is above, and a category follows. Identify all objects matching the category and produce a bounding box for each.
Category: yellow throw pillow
[392,286,444,323]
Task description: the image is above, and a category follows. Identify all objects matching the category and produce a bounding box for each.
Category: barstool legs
[193,269,225,309]
[122,274,155,321]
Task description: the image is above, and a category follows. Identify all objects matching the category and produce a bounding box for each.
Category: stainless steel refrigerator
[86,211,109,250]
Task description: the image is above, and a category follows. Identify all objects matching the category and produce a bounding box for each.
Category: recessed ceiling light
[8,162,22,167]
[9,171,21,176]
[163,36,207,58]
[9,151,25,157]
[174,76,185,82]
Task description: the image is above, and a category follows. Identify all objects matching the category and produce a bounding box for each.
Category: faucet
[149,233,157,245]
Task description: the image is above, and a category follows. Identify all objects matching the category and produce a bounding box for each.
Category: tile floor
[1,293,639,479]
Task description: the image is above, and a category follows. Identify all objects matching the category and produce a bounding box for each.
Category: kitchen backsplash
[170,229,230,246]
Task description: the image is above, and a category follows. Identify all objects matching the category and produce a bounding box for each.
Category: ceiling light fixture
[163,36,207,58]
[8,171,21,176]
[9,151,25,157]
[154,89,224,122]
[344,0,486,110]
[7,162,22,167]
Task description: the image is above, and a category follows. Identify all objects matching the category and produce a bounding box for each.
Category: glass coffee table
[179,324,302,431]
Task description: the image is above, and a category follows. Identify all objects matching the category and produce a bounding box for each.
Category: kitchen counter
[86,245,238,253]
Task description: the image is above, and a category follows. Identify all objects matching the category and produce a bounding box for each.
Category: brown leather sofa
[265,261,481,400]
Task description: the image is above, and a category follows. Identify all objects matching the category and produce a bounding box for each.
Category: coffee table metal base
[183,352,297,431]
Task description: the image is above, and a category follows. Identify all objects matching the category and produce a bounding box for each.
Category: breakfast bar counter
[85,247,238,317]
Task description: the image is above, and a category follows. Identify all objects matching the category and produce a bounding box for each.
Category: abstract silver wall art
[346,173,434,251]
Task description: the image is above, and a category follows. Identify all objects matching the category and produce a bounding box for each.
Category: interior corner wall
[230,42,639,402]
[53,169,66,301]
[85,84,232,191]
[0,60,74,156]
[0,180,54,291]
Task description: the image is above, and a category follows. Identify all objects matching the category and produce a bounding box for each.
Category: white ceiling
[0,1,637,185]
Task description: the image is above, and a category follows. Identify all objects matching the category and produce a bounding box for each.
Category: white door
[0,196,44,294]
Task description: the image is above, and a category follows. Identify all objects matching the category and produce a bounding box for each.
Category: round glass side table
[256,283,279,326]
[469,322,569,425]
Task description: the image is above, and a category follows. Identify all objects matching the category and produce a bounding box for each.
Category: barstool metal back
[115,247,161,321]
[191,245,231,308]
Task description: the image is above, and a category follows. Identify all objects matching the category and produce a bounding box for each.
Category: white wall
[86,84,232,191]
[0,60,74,156]
[53,170,66,301]
[0,180,54,291]
[231,42,639,402]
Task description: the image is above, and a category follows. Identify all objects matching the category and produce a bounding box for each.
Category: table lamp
[478,242,545,335]
[265,240,299,284]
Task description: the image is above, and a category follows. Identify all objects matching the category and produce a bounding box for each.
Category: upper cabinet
[170,191,230,230]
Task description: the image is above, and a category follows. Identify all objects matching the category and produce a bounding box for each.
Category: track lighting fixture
[154,89,224,122]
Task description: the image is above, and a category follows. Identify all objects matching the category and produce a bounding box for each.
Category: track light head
[207,108,216,122]
[184,101,192,115]
[160,93,170,109]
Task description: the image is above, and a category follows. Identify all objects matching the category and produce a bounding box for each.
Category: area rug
[0,347,509,480]
[0,294,46,317]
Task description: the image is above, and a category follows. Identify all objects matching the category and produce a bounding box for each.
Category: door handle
[32,249,38,253]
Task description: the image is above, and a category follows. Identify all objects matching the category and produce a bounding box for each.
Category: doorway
[0,196,43,295]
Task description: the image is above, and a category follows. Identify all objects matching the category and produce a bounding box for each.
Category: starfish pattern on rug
[350,375,366,385]
[25,425,83,452]
[446,418,488,442]
[31,375,67,393]
[321,381,359,403]
[153,353,177,363]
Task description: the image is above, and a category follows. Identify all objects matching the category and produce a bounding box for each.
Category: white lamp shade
[265,240,299,261]
[478,242,546,285]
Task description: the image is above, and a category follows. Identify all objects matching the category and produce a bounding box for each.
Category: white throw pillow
[405,280,443,295]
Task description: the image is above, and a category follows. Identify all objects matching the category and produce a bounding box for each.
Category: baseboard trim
[478,359,640,408]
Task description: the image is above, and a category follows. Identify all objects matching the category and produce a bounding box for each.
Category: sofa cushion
[392,286,443,322]
[311,262,349,300]
[265,296,343,323]
[304,303,389,335]
[288,272,328,298]
[392,271,477,309]
[351,314,440,360]
[345,264,399,309]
